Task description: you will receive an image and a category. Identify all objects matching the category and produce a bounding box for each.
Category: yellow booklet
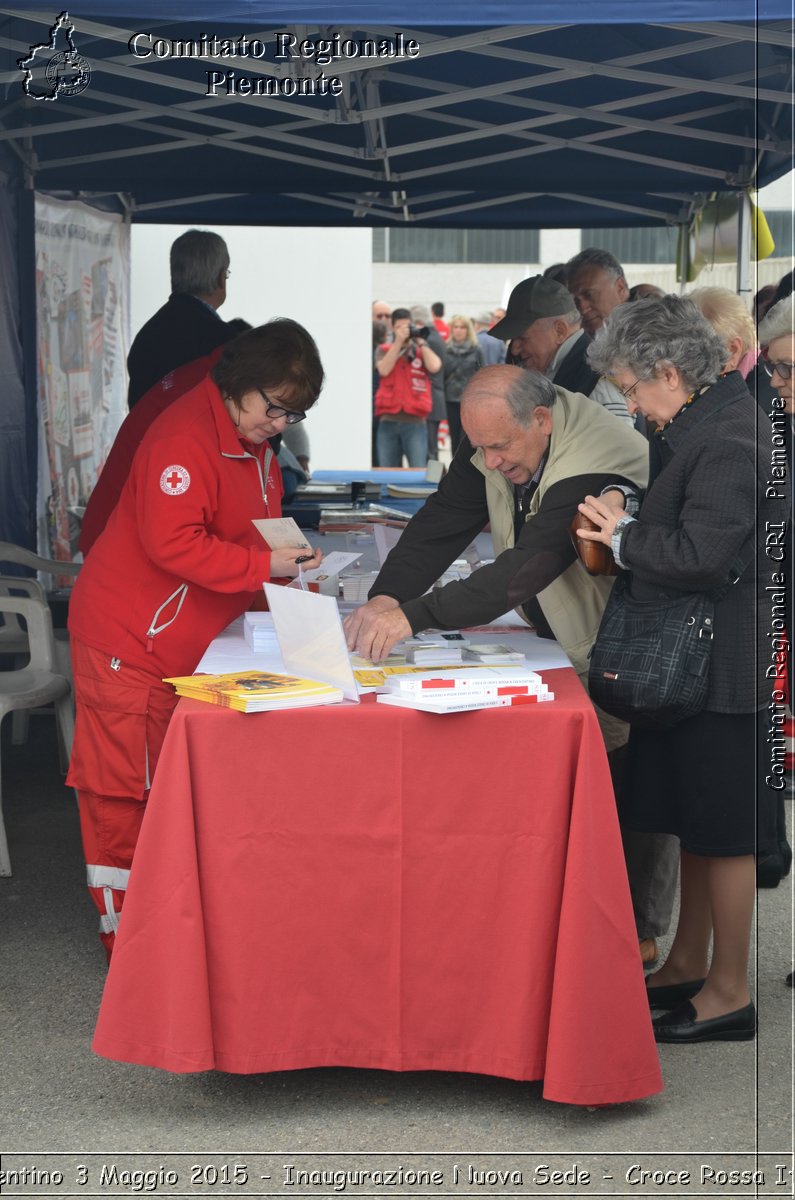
[164,669,344,713]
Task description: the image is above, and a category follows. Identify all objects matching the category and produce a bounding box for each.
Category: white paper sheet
[468,630,571,672]
[299,551,361,581]
[252,516,310,549]
[195,618,277,674]
[194,614,572,686]
[263,583,360,702]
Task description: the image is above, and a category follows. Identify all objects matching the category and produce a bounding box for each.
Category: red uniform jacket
[69,376,283,679]
[374,349,433,418]
[79,349,224,556]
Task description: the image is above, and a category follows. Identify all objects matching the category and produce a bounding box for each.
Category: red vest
[375,350,433,418]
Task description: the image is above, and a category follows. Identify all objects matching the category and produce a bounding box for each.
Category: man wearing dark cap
[491,276,631,424]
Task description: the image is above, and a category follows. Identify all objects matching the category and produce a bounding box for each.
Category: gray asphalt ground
[1,716,792,1197]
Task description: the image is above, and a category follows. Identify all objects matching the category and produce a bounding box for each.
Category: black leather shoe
[653,999,756,1044]
[646,978,705,1009]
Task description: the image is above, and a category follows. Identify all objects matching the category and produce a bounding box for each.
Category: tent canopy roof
[1,4,792,228]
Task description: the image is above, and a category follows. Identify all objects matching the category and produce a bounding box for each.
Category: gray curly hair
[586,294,729,391]
[758,294,795,348]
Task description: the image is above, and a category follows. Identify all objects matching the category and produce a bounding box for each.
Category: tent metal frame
[0,12,791,233]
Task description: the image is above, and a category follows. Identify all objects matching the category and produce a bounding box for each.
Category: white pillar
[736,192,752,299]
[540,228,580,269]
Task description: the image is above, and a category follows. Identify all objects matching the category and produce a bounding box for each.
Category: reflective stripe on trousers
[87,863,131,939]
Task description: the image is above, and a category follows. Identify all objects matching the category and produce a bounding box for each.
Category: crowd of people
[365,254,794,1042]
[70,226,793,1049]
[372,250,700,466]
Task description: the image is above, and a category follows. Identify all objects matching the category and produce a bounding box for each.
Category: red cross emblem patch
[159,464,191,496]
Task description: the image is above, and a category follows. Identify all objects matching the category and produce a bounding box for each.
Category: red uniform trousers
[66,638,178,959]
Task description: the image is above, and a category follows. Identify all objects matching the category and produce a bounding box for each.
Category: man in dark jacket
[127,229,233,407]
[491,275,631,424]
[411,304,447,460]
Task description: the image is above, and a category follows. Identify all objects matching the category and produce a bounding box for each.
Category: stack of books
[243,612,279,653]
[341,572,380,603]
[318,505,410,534]
[164,669,344,712]
[463,644,526,664]
[403,641,464,666]
[376,667,554,713]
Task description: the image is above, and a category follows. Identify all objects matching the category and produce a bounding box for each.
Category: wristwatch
[611,514,636,570]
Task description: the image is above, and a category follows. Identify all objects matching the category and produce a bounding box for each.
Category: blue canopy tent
[0,1,792,545]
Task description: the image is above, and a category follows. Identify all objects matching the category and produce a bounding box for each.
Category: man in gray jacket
[346,366,646,733]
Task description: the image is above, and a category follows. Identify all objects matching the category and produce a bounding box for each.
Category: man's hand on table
[344,595,412,662]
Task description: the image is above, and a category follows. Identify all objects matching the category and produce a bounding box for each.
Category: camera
[408,324,430,340]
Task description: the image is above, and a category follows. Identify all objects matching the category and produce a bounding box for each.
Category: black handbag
[587,547,753,729]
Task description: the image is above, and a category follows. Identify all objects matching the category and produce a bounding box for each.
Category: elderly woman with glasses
[67,319,324,959]
[576,295,788,1045]
[759,293,795,407]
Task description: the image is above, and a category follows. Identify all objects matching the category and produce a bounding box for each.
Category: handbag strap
[615,533,757,603]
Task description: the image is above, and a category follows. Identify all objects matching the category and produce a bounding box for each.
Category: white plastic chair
[0,553,78,750]
[0,574,49,658]
[0,595,75,877]
[0,542,81,589]
[0,575,52,745]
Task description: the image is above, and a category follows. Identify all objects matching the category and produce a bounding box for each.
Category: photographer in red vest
[374,308,442,467]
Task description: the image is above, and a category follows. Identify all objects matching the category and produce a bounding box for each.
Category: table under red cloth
[92,667,662,1106]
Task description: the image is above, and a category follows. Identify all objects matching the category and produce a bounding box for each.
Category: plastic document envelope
[263,583,360,703]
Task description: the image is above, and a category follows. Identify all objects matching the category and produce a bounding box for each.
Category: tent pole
[736,191,752,300]
[676,220,689,294]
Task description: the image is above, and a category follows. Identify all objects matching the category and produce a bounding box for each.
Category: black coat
[619,371,790,712]
[424,326,448,423]
[749,358,795,702]
[127,293,233,407]
[443,341,485,406]
[552,330,600,396]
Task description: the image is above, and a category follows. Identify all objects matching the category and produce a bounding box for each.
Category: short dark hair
[772,267,795,306]
[543,263,568,286]
[170,230,229,295]
[211,318,324,411]
[224,318,253,336]
[566,246,626,283]
[391,307,411,323]
[431,302,445,317]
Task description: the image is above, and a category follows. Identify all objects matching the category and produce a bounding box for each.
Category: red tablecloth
[93,668,662,1106]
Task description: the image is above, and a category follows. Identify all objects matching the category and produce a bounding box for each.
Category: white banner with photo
[35,195,130,563]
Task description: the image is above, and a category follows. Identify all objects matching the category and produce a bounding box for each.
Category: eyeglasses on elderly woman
[762,359,794,381]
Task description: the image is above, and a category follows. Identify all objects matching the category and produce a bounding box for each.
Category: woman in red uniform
[67,319,324,957]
